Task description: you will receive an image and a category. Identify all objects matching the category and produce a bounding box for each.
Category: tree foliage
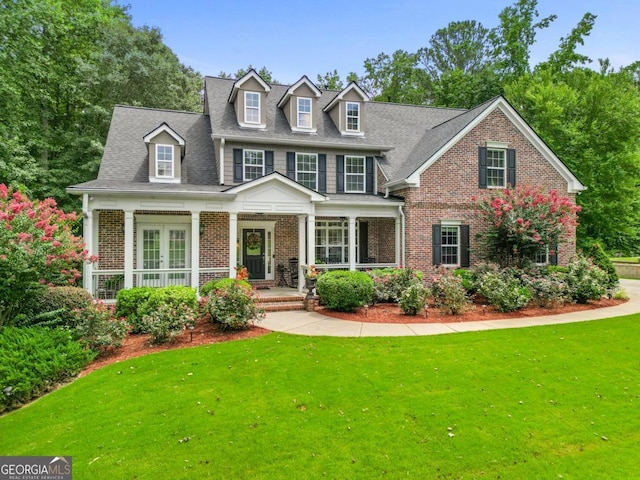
[0,0,202,211]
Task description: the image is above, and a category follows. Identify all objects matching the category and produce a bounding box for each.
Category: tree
[316,70,344,90]
[219,65,278,83]
[474,184,581,267]
[359,50,429,103]
[0,185,96,326]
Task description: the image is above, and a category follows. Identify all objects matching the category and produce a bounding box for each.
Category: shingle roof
[70,105,221,193]
[204,76,466,183]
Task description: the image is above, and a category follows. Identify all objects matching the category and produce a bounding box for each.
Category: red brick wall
[395,109,577,273]
[97,210,124,269]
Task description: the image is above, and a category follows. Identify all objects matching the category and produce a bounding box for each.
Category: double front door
[138,225,189,286]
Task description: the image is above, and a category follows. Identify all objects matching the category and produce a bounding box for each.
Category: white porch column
[228,212,238,278]
[297,215,306,291]
[191,211,200,290]
[348,216,357,271]
[82,194,94,294]
[395,216,402,267]
[124,210,134,289]
[306,214,316,267]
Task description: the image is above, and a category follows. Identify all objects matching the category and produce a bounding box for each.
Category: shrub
[586,242,618,288]
[15,286,92,329]
[565,256,608,304]
[399,283,429,315]
[202,281,264,331]
[201,278,251,297]
[115,287,155,332]
[0,184,96,326]
[522,272,568,308]
[74,302,128,354]
[453,268,477,294]
[368,267,422,303]
[317,270,373,312]
[0,327,94,413]
[478,270,531,312]
[140,303,196,344]
[430,267,471,315]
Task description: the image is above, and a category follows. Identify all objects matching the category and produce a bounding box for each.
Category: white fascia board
[224,173,327,202]
[276,76,321,108]
[228,70,271,102]
[143,124,185,145]
[215,134,393,152]
[323,82,369,112]
[66,186,233,199]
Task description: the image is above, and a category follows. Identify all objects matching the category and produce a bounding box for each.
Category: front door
[243,228,265,280]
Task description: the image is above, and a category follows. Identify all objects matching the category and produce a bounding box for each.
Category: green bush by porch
[316,270,374,312]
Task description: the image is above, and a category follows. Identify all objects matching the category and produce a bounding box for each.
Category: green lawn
[611,257,639,263]
[2,316,640,479]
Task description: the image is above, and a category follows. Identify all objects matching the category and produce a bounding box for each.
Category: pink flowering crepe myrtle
[0,184,97,325]
[473,184,581,266]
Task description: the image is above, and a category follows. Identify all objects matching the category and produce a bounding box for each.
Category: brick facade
[395,109,577,274]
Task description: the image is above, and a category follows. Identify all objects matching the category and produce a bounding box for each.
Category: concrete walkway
[261,279,640,337]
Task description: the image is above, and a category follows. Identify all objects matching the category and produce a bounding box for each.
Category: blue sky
[124,0,639,84]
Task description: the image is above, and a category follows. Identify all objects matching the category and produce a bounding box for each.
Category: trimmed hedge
[15,286,92,329]
[316,270,373,312]
[115,287,155,333]
[200,278,251,297]
[0,327,94,413]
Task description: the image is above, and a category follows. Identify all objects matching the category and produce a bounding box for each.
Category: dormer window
[156,145,174,178]
[297,97,312,128]
[346,102,360,132]
[244,91,261,124]
[143,123,184,184]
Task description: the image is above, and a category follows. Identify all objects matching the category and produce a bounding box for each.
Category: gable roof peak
[228,69,272,102]
[323,81,370,112]
[276,75,322,108]
[142,122,185,146]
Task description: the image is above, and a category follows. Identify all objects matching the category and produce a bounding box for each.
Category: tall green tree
[219,65,278,83]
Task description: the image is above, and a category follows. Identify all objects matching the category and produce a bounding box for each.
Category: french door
[138,225,190,286]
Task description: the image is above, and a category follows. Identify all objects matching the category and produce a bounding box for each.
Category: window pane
[346,102,359,131]
[345,156,365,192]
[296,153,317,189]
[298,98,311,127]
[245,92,260,123]
[487,149,505,187]
[441,226,459,265]
[156,145,173,177]
[314,221,352,263]
[168,230,186,268]
[244,150,264,180]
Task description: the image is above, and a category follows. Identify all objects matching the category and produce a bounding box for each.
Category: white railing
[92,270,125,301]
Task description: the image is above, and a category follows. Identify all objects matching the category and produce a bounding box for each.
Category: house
[67,70,585,298]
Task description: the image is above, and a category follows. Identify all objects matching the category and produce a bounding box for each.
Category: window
[345,156,365,192]
[487,148,506,187]
[346,102,360,131]
[156,145,174,178]
[296,153,317,189]
[532,246,549,265]
[244,91,260,124]
[297,97,312,128]
[441,226,460,266]
[315,221,358,263]
[243,150,264,180]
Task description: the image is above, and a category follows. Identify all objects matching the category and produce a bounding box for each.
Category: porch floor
[253,287,304,298]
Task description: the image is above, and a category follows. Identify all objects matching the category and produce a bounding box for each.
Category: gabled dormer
[143,123,185,183]
[323,82,369,137]
[276,75,322,133]
[228,69,271,129]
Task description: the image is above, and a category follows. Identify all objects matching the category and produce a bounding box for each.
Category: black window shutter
[336,155,345,193]
[460,225,470,267]
[478,146,487,188]
[318,154,326,193]
[507,148,516,187]
[549,244,558,265]
[286,152,296,180]
[265,150,274,174]
[432,225,442,266]
[233,148,243,182]
[365,156,374,193]
[359,222,369,263]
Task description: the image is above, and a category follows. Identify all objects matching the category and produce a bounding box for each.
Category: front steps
[256,293,306,312]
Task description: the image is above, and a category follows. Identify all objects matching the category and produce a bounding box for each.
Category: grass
[2,316,640,479]
[611,257,639,263]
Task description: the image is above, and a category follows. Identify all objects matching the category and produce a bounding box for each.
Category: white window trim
[345,102,360,132]
[243,149,265,181]
[243,91,264,128]
[297,97,312,129]
[151,144,179,183]
[344,155,366,193]
[440,225,461,267]
[486,148,507,189]
[533,246,550,266]
[295,152,318,190]
[314,220,358,264]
